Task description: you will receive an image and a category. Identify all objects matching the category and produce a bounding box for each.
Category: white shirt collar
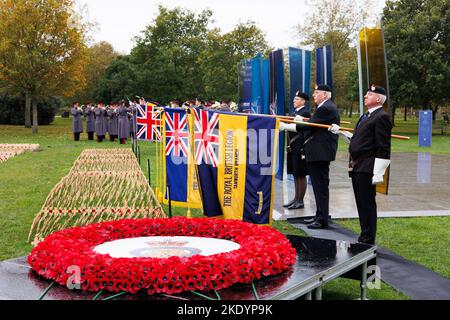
[294,105,305,112]
[368,105,383,114]
[317,99,329,109]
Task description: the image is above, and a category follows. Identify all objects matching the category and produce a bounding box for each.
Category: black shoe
[307,221,328,229]
[301,217,317,224]
[283,199,297,208]
[288,201,304,210]
[358,237,375,245]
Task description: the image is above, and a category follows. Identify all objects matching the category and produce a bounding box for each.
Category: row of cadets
[71,100,130,144]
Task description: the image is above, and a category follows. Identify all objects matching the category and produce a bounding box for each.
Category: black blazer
[288,107,311,154]
[349,108,392,174]
[297,99,340,163]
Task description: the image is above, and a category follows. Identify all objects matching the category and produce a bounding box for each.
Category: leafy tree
[198,22,271,101]
[92,7,271,105]
[94,56,138,103]
[295,0,376,110]
[74,41,119,103]
[383,0,450,120]
[0,0,89,133]
[131,6,213,103]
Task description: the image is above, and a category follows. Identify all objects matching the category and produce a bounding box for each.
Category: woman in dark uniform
[284,91,311,209]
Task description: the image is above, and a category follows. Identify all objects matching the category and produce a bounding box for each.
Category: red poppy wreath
[28,217,297,295]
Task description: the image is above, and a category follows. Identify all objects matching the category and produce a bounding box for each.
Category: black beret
[295,91,310,101]
[367,84,387,96]
[314,84,332,92]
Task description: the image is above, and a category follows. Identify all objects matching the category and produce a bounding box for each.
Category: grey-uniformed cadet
[329,85,392,244]
[84,103,95,140]
[129,100,137,139]
[118,100,130,144]
[71,102,83,141]
[108,103,119,142]
[219,100,231,112]
[94,102,107,142]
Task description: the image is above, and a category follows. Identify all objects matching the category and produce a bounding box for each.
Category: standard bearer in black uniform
[329,85,392,244]
[283,91,311,210]
[280,84,340,229]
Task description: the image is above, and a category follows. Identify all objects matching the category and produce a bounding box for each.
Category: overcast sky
[75,0,386,54]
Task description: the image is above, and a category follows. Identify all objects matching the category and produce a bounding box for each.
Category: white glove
[372,158,391,185]
[294,115,305,122]
[340,130,353,144]
[279,122,297,132]
[328,124,340,135]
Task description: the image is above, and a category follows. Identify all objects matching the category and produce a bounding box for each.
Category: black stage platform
[0,236,376,300]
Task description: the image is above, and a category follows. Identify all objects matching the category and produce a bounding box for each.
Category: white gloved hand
[340,130,353,144]
[279,122,298,132]
[328,124,341,135]
[372,158,391,185]
[294,115,305,122]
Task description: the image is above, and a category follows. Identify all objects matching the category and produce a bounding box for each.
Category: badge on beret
[296,91,300,96]
[371,85,376,91]
[315,85,318,90]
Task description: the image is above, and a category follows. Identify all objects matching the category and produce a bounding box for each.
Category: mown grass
[1,116,448,299]
[338,217,450,279]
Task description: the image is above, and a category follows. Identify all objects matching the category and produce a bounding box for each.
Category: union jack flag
[193,109,219,167]
[136,103,162,141]
[165,111,189,157]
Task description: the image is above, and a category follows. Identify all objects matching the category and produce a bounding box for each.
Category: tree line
[0,0,448,132]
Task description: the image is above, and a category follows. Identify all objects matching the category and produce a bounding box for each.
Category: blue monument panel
[418,111,432,147]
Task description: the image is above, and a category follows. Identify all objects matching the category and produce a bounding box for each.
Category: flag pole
[234,111,351,124]
[185,108,204,217]
[282,119,410,140]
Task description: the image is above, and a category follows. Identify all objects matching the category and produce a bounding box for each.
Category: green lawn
[338,217,450,279]
[1,116,448,300]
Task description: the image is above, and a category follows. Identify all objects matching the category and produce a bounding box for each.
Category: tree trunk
[32,99,38,134]
[404,107,407,121]
[432,106,438,121]
[391,105,396,127]
[25,92,32,128]
[349,102,354,118]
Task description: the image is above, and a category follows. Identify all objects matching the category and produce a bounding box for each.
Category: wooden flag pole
[234,111,351,125]
[282,119,410,140]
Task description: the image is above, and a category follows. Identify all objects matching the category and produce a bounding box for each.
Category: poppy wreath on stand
[28,217,297,295]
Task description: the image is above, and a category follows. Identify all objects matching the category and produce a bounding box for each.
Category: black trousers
[308,161,330,225]
[87,132,94,140]
[97,135,105,142]
[352,173,377,242]
[73,132,81,141]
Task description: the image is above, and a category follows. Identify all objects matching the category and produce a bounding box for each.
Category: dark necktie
[357,112,370,129]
